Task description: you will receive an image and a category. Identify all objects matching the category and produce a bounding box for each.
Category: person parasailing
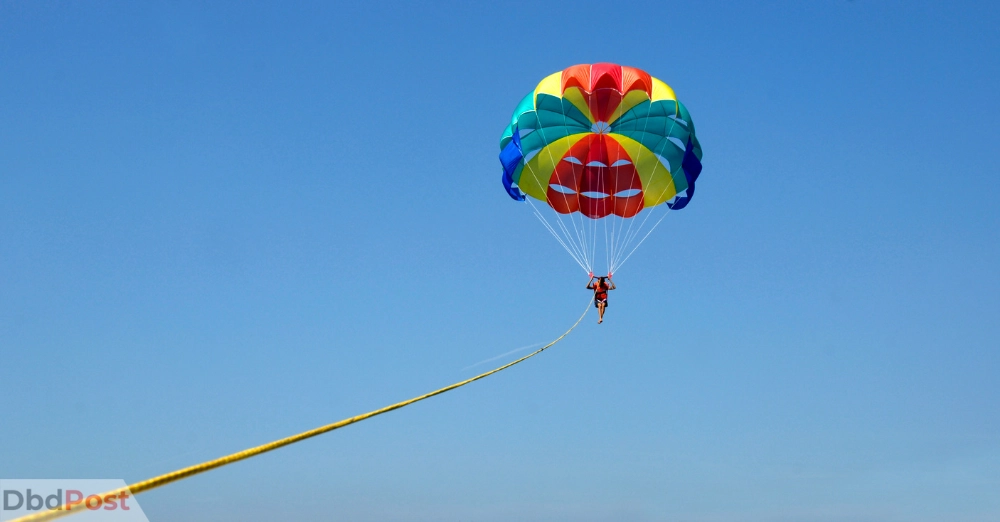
[499,64,704,291]
[587,273,616,324]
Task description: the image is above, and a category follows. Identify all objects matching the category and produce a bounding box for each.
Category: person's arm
[609,280,616,290]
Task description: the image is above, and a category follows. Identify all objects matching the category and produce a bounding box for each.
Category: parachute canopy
[500,63,703,218]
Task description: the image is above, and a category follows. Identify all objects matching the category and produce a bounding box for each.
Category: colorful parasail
[500,63,703,218]
[498,63,704,276]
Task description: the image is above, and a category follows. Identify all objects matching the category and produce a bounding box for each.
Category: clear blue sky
[2,2,998,521]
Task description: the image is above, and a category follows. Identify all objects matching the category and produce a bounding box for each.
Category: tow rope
[11,301,591,522]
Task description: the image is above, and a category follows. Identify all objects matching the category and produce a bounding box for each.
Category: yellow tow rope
[11,301,591,522]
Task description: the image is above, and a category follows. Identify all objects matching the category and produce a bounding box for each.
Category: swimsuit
[594,283,609,307]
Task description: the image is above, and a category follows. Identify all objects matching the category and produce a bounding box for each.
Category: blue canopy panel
[666,136,703,210]
[500,126,526,201]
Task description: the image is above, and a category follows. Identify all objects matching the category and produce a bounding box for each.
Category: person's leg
[598,302,605,323]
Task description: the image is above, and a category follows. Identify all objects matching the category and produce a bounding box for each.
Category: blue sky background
[2,1,998,521]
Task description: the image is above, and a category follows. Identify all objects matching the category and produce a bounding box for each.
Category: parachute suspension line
[606,217,616,273]
[518,128,593,275]
[528,199,589,273]
[571,214,585,273]
[521,101,596,275]
[591,177,600,269]
[613,219,627,274]
[606,90,656,275]
[560,199,595,272]
[592,164,601,271]
[557,78,596,274]
[604,215,612,275]
[611,202,660,274]
[566,207,592,271]
[608,218,626,274]
[579,190,597,271]
[548,96,590,272]
[11,302,594,522]
[554,217,590,273]
[527,197,590,274]
[610,158,680,274]
[612,204,655,273]
[553,184,596,273]
[607,113,683,275]
[613,205,673,274]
